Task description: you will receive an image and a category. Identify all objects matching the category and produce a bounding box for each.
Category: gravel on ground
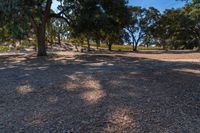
[0,51,200,132]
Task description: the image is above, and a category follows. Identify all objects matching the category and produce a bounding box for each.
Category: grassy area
[66,40,162,51]
[81,42,162,51]
[66,39,162,51]
[0,45,25,51]
[97,44,161,51]
[0,45,11,51]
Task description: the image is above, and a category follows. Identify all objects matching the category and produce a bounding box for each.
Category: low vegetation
[0,45,10,51]
[79,43,162,51]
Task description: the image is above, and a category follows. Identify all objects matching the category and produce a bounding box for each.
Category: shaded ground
[0,51,200,132]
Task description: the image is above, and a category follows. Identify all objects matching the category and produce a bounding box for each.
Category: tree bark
[58,33,61,46]
[131,34,136,52]
[146,43,149,48]
[37,25,47,56]
[134,43,138,51]
[96,39,100,50]
[30,0,52,56]
[132,45,135,51]
[133,40,138,52]
[87,38,90,51]
[50,35,53,49]
[108,43,112,51]
[198,40,200,52]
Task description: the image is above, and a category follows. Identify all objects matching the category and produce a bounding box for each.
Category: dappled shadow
[0,53,200,132]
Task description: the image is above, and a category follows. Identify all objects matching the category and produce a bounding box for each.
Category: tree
[142,7,161,48]
[71,0,99,51]
[53,19,68,45]
[153,8,189,49]
[0,0,71,56]
[183,2,200,51]
[152,2,200,51]
[126,6,147,51]
[71,0,130,51]
[101,0,130,51]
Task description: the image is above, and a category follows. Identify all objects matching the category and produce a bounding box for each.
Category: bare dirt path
[0,51,200,132]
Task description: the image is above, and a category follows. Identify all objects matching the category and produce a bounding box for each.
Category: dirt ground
[0,51,200,133]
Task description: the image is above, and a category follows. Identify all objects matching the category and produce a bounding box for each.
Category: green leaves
[70,0,129,46]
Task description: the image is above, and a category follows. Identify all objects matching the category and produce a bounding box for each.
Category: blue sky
[52,0,186,13]
[52,1,59,12]
[129,0,186,12]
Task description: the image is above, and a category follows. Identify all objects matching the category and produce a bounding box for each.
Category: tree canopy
[0,0,200,54]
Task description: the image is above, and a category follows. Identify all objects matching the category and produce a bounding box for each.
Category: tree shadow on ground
[0,53,200,132]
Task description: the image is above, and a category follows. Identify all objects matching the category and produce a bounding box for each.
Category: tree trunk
[87,38,90,51]
[80,39,84,52]
[50,35,53,49]
[108,43,112,51]
[96,39,100,50]
[29,0,52,56]
[146,43,149,48]
[161,40,167,51]
[134,43,138,51]
[58,33,61,46]
[34,44,37,52]
[131,35,135,52]
[37,25,47,56]
[197,39,200,52]
[132,44,135,51]
[75,43,79,52]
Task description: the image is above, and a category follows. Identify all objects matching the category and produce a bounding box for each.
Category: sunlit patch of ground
[174,68,200,75]
[127,52,200,62]
[104,108,137,132]
[81,80,106,105]
[16,85,34,95]
[63,74,106,104]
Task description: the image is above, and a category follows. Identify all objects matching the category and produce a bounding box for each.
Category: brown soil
[0,51,200,132]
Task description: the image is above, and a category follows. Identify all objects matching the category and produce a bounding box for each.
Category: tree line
[0,0,199,56]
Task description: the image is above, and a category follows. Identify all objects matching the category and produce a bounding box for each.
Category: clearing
[0,50,200,132]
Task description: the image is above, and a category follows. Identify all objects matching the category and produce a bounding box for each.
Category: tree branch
[29,15,38,33]
[50,13,71,25]
[43,0,52,23]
